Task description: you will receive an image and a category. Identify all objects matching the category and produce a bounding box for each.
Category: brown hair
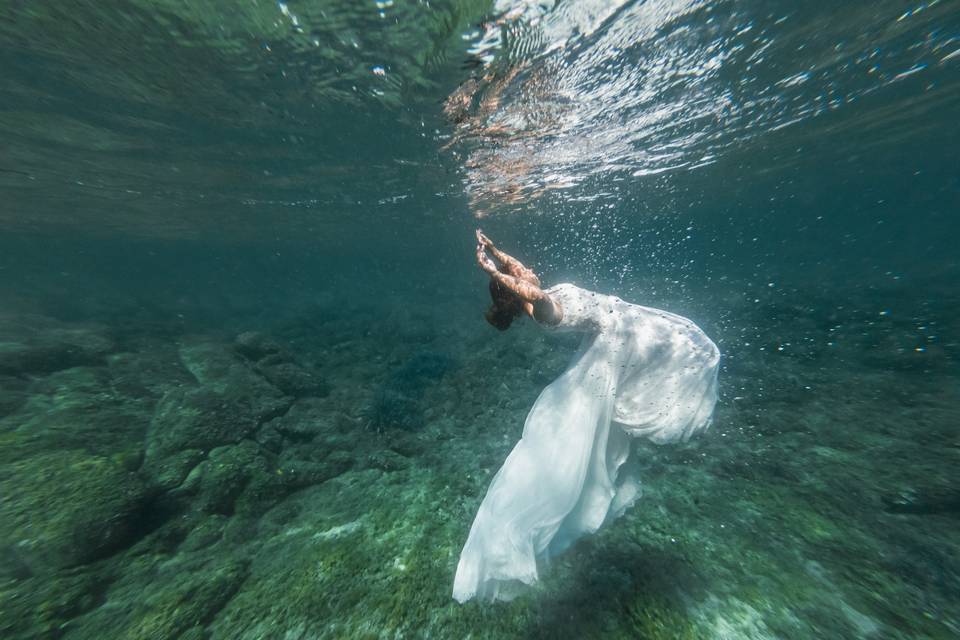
[485,278,523,331]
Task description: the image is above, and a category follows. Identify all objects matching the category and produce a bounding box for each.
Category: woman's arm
[476,231,562,325]
[478,255,562,326]
[492,271,561,326]
[477,230,540,285]
[488,270,546,304]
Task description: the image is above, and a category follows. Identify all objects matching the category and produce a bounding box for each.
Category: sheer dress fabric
[453,283,720,603]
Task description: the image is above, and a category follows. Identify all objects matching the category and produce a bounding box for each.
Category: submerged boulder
[233,331,285,361]
[178,514,229,552]
[60,555,248,640]
[257,361,329,398]
[0,449,147,573]
[0,314,115,376]
[178,441,268,515]
[142,340,292,481]
[0,570,102,639]
[145,387,264,460]
[234,331,329,398]
[1,366,152,462]
[143,448,205,492]
[140,338,340,522]
[106,347,194,400]
[179,340,283,400]
[147,387,289,463]
[263,398,335,442]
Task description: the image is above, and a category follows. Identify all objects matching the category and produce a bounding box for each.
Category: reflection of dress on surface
[453,283,720,603]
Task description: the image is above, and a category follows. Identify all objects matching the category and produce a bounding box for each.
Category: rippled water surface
[1,1,958,638]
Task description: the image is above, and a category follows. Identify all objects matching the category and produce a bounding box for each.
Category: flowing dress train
[453,283,720,603]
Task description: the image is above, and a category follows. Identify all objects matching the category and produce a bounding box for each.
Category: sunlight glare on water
[446,0,959,218]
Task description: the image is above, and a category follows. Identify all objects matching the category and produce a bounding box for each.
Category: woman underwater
[453,230,721,603]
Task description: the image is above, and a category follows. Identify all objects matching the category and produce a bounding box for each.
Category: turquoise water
[1,1,958,638]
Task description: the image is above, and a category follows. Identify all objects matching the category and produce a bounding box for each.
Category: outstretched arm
[476,230,540,284]
[488,270,546,304]
[492,271,562,326]
[476,239,562,326]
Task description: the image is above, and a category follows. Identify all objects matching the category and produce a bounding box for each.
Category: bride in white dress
[453,231,720,603]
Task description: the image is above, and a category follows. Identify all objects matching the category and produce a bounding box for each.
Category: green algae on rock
[0,314,115,376]
[0,365,152,463]
[0,450,147,573]
[145,387,269,460]
[0,290,959,638]
[61,555,249,640]
[0,570,102,640]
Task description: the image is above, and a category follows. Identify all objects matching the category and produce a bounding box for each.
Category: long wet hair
[485,278,524,331]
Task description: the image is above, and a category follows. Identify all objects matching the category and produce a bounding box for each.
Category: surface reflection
[446,0,960,217]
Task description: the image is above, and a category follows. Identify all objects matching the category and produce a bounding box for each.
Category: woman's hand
[476,229,494,250]
[476,242,498,274]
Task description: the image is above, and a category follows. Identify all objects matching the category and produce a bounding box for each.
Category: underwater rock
[2,365,152,462]
[0,570,102,639]
[173,441,267,515]
[179,514,229,551]
[0,450,147,573]
[265,398,337,442]
[141,448,205,492]
[179,340,288,400]
[181,338,331,409]
[62,556,248,640]
[0,314,115,375]
[261,400,366,463]
[106,347,193,399]
[204,472,382,638]
[145,386,287,460]
[273,455,353,491]
[257,361,329,398]
[144,388,352,521]
[205,467,470,638]
[365,448,411,472]
[254,423,284,453]
[172,440,336,518]
[234,331,285,361]
[234,331,329,398]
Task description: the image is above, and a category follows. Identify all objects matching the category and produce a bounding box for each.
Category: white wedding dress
[453,283,720,603]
